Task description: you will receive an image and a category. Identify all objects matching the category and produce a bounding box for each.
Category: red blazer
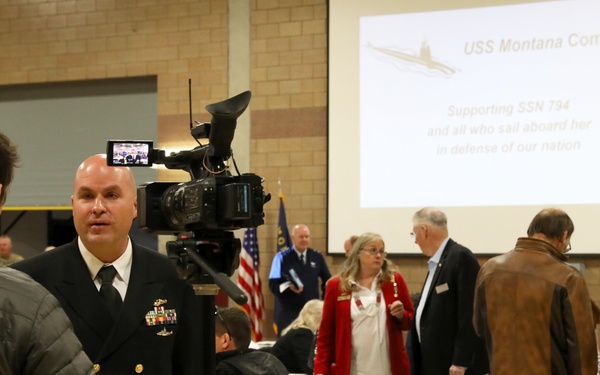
[314,272,414,375]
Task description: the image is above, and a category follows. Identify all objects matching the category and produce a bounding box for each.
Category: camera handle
[183,247,248,305]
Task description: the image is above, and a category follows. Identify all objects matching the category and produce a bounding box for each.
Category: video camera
[107,90,270,235]
[107,90,270,281]
[107,89,271,374]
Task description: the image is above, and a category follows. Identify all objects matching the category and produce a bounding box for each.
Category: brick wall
[249,0,328,338]
[0,0,230,112]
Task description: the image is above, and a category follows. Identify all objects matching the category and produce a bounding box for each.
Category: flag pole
[278,178,282,196]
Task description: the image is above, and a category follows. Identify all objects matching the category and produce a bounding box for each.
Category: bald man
[13,154,202,374]
[0,235,24,266]
[343,235,358,257]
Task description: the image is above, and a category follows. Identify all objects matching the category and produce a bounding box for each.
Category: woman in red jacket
[314,232,414,375]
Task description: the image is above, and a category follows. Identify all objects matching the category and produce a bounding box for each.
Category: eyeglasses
[215,306,232,338]
[410,225,427,240]
[362,247,387,257]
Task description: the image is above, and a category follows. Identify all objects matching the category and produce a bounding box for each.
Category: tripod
[167,231,248,375]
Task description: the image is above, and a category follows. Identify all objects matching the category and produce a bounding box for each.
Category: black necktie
[98,266,122,319]
[300,254,305,265]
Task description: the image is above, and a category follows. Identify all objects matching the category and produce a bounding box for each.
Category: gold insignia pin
[153,298,168,307]
[157,327,173,336]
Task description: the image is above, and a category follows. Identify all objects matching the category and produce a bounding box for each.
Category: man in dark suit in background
[407,207,488,375]
[13,154,202,374]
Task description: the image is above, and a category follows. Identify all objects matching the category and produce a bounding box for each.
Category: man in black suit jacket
[13,154,202,374]
[407,207,488,375]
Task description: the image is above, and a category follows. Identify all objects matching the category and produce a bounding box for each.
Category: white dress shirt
[349,274,391,375]
[78,236,133,301]
[415,237,449,342]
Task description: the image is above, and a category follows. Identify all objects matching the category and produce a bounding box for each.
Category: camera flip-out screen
[107,140,153,166]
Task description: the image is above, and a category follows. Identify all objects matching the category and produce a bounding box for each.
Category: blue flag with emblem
[277,193,292,252]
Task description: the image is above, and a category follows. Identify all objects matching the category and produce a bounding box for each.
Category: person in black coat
[269,299,323,374]
[13,154,202,375]
[408,207,489,375]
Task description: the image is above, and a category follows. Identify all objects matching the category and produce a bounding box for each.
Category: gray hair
[413,207,448,230]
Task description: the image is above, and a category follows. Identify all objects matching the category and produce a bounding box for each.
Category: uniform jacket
[268,247,331,332]
[0,267,92,375]
[408,238,489,375]
[0,252,24,266]
[12,239,202,375]
[314,272,413,375]
[474,237,598,375]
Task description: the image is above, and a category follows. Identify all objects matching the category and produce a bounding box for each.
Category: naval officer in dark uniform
[13,154,202,374]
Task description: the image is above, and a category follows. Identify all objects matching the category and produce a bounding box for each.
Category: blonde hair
[339,232,395,293]
[281,299,324,335]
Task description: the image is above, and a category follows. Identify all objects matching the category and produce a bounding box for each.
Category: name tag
[435,283,449,294]
[337,294,351,301]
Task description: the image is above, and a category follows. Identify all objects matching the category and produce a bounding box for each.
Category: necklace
[354,292,381,316]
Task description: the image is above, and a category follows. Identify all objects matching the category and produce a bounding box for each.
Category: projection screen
[328,0,600,255]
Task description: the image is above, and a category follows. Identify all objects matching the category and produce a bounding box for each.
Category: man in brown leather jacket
[474,208,597,374]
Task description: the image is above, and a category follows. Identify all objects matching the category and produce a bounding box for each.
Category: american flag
[238,228,265,341]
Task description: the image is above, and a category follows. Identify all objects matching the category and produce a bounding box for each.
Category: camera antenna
[188,78,193,131]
